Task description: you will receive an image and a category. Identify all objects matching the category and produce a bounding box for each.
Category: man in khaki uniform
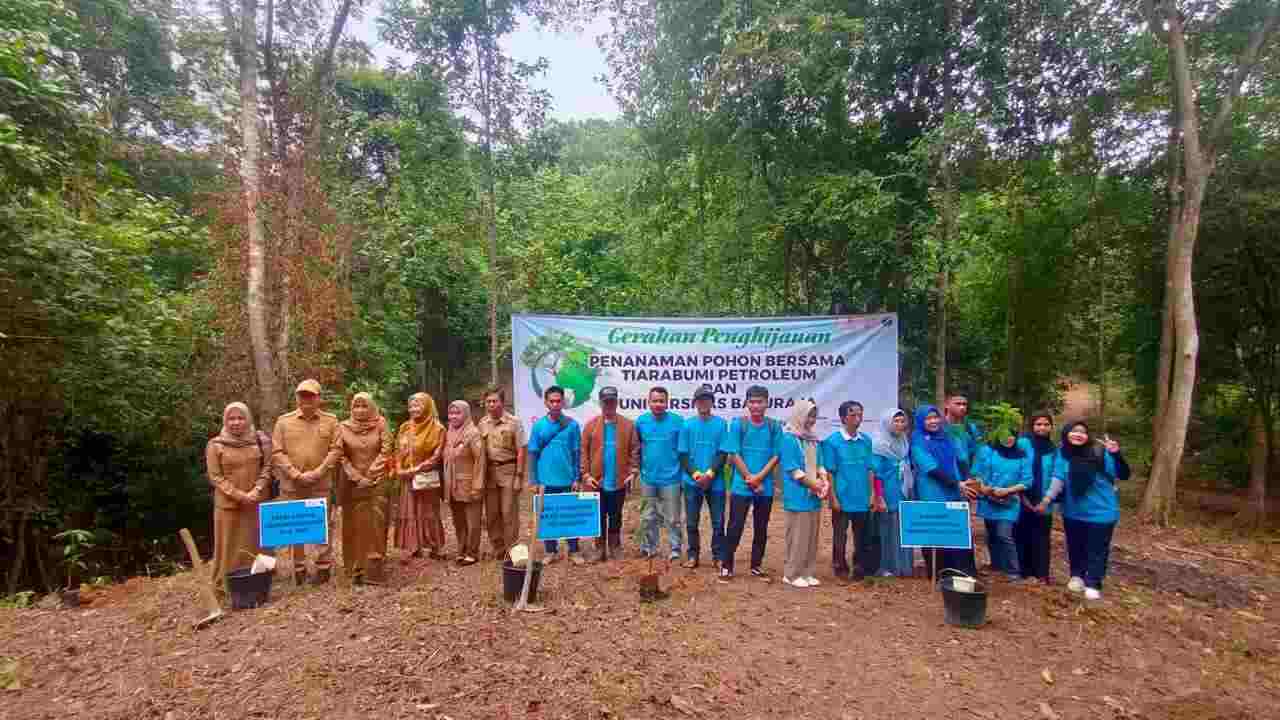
[478,387,525,559]
[271,378,341,583]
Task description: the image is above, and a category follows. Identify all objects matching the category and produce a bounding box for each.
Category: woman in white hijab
[779,400,829,588]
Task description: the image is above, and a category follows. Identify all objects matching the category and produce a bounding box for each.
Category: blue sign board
[536,492,602,541]
[259,498,329,548]
[899,501,972,549]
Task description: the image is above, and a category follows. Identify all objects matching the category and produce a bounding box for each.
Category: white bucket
[508,543,530,568]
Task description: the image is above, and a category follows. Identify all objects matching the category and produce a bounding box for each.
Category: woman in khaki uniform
[395,392,446,560]
[206,402,270,592]
[444,399,487,565]
[332,392,394,584]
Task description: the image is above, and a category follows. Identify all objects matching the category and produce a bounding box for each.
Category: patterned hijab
[874,408,914,499]
[214,402,257,448]
[398,392,445,467]
[445,400,478,461]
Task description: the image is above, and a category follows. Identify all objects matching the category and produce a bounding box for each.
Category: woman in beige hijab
[779,399,829,588]
[332,392,394,584]
[444,399,487,565]
[395,392,446,560]
[206,402,271,592]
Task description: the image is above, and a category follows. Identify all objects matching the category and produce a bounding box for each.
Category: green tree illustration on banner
[519,331,599,408]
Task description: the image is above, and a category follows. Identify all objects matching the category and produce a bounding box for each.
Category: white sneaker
[783,577,810,588]
[804,576,821,587]
[1067,576,1085,594]
[1083,587,1102,601]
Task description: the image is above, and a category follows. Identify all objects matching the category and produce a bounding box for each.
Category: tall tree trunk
[1239,404,1270,530]
[239,0,283,423]
[1141,0,1280,525]
[935,0,956,407]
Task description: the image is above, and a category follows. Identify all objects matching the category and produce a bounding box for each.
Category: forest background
[2,0,1279,595]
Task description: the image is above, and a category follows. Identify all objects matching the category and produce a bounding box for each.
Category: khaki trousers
[450,500,484,560]
[484,484,521,556]
[784,510,820,580]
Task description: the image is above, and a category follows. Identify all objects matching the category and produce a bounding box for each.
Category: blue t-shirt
[910,441,964,502]
[678,414,728,491]
[872,452,908,509]
[820,430,874,512]
[972,445,1031,522]
[602,421,618,491]
[721,417,782,497]
[527,415,581,488]
[1053,450,1123,524]
[635,412,684,487]
[948,419,983,476]
[780,433,822,512]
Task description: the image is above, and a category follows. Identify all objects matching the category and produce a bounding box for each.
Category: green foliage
[975,403,1024,445]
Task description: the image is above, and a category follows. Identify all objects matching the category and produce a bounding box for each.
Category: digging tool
[514,487,546,613]
[179,528,224,629]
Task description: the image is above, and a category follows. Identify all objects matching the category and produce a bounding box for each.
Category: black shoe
[750,567,769,578]
[717,568,733,584]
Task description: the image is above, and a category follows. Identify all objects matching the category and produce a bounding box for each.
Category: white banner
[511,314,899,439]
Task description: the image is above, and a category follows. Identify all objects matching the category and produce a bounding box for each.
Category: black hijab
[1022,431,1055,504]
[1061,421,1104,498]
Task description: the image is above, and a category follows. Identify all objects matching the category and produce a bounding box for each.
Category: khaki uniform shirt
[478,412,526,488]
[272,409,340,497]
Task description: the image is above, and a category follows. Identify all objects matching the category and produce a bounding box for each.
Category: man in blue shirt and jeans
[719,385,782,582]
[679,384,727,569]
[635,386,685,560]
[527,385,584,565]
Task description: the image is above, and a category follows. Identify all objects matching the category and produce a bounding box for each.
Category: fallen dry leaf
[670,694,699,716]
[1041,668,1054,685]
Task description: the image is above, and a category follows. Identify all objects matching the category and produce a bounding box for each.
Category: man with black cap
[580,386,639,561]
[271,378,341,584]
[679,384,728,569]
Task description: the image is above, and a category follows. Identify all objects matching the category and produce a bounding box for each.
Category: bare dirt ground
[3,488,1280,720]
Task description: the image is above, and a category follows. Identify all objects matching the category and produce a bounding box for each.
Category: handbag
[412,468,441,490]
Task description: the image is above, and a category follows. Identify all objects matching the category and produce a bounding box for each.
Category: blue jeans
[541,486,580,555]
[641,481,683,557]
[684,484,726,562]
[984,519,1020,576]
[1063,518,1115,590]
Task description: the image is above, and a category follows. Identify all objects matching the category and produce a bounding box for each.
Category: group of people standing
[205,380,526,590]
[206,379,1130,603]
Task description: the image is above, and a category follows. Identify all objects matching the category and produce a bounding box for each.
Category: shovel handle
[179,528,222,616]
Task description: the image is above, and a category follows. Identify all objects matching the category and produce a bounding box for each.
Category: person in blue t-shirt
[678,384,728,569]
[1014,412,1058,582]
[719,385,782,583]
[635,387,685,561]
[527,385,584,564]
[1052,421,1129,601]
[781,400,830,588]
[910,405,979,577]
[872,408,915,577]
[821,401,884,581]
[972,424,1032,580]
[943,394,984,479]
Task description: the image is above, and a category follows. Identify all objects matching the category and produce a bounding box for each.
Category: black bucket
[502,560,542,603]
[226,568,274,610]
[939,575,987,628]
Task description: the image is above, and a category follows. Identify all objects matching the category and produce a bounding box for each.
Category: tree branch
[312,0,358,96]
[1205,0,1280,151]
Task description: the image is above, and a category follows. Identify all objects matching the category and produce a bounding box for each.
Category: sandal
[681,559,699,570]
